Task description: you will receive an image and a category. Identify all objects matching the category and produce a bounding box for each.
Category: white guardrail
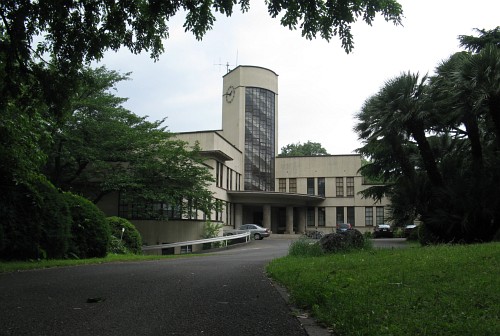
[141,232,251,252]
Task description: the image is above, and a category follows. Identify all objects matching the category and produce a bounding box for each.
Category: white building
[98,66,389,251]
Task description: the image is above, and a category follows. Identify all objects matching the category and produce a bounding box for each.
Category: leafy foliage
[278,140,329,157]
[318,230,365,253]
[107,217,142,254]
[0,175,72,260]
[42,66,216,215]
[64,193,110,259]
[355,27,500,242]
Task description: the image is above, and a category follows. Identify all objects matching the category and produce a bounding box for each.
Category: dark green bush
[64,193,110,258]
[106,216,142,254]
[0,176,71,260]
[319,230,366,253]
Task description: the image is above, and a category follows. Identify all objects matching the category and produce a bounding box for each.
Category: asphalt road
[0,239,308,336]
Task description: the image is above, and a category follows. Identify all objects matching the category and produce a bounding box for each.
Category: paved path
[0,239,308,336]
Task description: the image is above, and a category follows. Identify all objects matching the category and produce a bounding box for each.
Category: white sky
[99,0,500,155]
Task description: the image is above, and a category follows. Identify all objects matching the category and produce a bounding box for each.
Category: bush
[0,176,72,260]
[64,193,110,258]
[201,221,224,250]
[288,238,324,257]
[106,216,142,254]
[319,230,366,253]
[418,223,442,246]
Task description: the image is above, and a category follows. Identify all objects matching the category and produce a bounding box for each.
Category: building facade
[97,65,390,248]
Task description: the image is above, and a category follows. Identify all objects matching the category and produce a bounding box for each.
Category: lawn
[267,242,500,335]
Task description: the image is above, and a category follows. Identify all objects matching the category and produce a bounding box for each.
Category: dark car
[404,224,418,238]
[373,224,393,238]
[239,224,271,240]
[336,223,352,233]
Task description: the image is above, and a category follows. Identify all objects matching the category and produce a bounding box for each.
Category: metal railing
[141,232,250,253]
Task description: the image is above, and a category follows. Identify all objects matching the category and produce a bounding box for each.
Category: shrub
[201,221,223,250]
[0,176,71,260]
[106,216,142,254]
[288,238,324,257]
[319,230,366,253]
[64,193,110,258]
[418,223,442,245]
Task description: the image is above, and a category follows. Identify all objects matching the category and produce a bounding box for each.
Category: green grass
[267,242,500,335]
[0,253,201,273]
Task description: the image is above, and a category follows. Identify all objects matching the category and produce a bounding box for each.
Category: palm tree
[376,72,443,187]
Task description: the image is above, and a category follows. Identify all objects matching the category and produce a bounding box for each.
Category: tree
[0,0,403,209]
[43,66,216,216]
[279,141,329,157]
[355,29,500,243]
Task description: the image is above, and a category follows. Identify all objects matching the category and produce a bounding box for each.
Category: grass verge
[267,242,500,335]
[0,253,200,273]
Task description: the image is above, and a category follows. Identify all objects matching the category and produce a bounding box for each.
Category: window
[216,162,224,188]
[307,207,315,227]
[229,170,233,190]
[244,87,275,191]
[346,177,354,197]
[336,207,344,224]
[180,245,192,254]
[376,206,385,225]
[307,178,315,195]
[347,207,355,226]
[318,207,325,226]
[318,177,325,197]
[278,178,286,192]
[365,207,373,226]
[289,178,297,193]
[336,177,344,197]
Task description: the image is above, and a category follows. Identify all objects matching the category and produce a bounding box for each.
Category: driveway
[0,239,308,336]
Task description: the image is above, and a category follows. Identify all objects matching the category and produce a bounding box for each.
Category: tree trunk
[410,122,443,187]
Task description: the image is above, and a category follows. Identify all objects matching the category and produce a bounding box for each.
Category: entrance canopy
[227,191,324,206]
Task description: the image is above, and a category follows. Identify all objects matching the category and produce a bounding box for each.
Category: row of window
[119,193,233,225]
[278,177,355,197]
[216,161,242,191]
[306,206,385,227]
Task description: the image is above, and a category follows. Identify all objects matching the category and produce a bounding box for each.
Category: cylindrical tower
[221,66,278,191]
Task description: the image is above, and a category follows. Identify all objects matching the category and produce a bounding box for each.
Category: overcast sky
[99,0,500,155]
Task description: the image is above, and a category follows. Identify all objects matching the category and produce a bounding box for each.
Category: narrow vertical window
[318,207,325,226]
[346,177,354,197]
[376,206,385,225]
[318,177,325,197]
[365,207,373,226]
[347,207,355,226]
[278,178,286,192]
[336,177,344,197]
[289,178,297,193]
[307,207,315,227]
[307,178,315,195]
[336,207,344,224]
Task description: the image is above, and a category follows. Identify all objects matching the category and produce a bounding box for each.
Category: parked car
[239,224,271,240]
[373,224,393,238]
[404,224,418,238]
[336,223,352,233]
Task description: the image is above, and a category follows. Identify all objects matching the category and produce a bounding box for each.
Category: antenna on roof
[214,58,234,73]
